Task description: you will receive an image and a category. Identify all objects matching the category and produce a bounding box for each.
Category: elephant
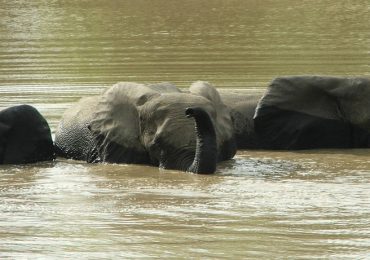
[0,104,55,164]
[54,81,236,174]
[218,89,263,149]
[254,76,370,149]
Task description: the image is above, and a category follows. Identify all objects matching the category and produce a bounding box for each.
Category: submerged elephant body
[55,82,236,174]
[254,76,370,149]
[218,76,370,150]
[0,105,54,164]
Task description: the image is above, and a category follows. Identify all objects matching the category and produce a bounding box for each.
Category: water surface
[0,0,370,259]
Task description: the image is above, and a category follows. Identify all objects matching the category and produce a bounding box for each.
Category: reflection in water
[1,0,370,258]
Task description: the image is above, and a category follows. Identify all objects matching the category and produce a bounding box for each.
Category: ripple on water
[1,0,370,256]
[0,152,369,258]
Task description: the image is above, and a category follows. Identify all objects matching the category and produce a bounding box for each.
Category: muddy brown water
[1,0,370,258]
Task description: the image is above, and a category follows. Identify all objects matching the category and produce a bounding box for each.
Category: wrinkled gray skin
[218,89,263,149]
[0,105,55,164]
[55,81,236,174]
[254,76,370,149]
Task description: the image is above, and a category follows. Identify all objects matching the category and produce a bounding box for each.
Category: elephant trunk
[185,107,218,174]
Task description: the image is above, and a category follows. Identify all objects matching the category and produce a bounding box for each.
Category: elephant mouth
[185,107,207,119]
[159,151,195,171]
[148,138,196,171]
[147,106,218,174]
[185,107,196,118]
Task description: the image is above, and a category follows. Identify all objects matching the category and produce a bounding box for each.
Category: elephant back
[55,96,99,161]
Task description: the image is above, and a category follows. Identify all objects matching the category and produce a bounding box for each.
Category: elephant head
[0,105,54,164]
[55,81,236,174]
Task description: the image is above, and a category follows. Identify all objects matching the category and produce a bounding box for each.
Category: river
[1,0,370,259]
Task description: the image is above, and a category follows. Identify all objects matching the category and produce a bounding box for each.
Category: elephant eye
[154,136,162,145]
[152,135,165,147]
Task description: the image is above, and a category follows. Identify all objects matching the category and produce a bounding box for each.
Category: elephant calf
[0,105,55,164]
[55,81,237,174]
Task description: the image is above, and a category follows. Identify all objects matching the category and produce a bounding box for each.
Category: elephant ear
[88,82,160,162]
[189,81,222,104]
[254,76,370,149]
[329,77,370,129]
[255,76,348,121]
[189,81,236,160]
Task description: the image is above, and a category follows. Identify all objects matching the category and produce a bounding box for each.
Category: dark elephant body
[55,82,236,173]
[0,105,54,164]
[254,76,370,149]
